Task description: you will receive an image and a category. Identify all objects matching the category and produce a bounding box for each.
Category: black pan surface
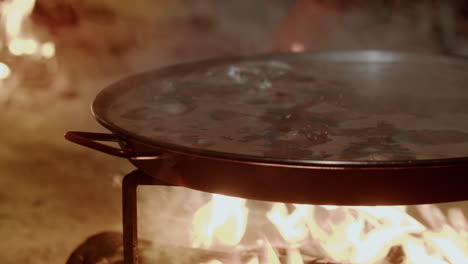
[83,51,468,205]
[93,51,468,167]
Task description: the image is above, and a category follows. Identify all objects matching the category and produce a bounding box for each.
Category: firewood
[382,245,405,264]
[66,232,124,264]
[67,232,404,264]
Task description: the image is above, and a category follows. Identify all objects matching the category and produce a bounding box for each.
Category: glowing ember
[191,195,467,264]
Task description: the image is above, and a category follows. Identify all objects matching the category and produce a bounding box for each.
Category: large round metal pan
[68,51,468,205]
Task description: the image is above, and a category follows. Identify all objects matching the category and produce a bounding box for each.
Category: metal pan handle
[65,131,163,160]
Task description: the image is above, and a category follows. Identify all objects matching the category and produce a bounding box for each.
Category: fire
[261,239,281,264]
[266,203,310,246]
[0,0,55,81]
[192,194,249,249]
[247,257,260,264]
[2,0,35,40]
[191,193,467,264]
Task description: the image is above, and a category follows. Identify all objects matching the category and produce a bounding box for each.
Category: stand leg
[122,170,174,264]
[122,170,140,264]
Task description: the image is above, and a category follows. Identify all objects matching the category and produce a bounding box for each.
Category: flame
[260,239,281,264]
[306,205,467,264]
[0,0,55,81]
[203,260,223,264]
[191,195,466,264]
[246,257,260,264]
[192,194,248,249]
[267,203,310,246]
[2,0,35,40]
[286,248,304,264]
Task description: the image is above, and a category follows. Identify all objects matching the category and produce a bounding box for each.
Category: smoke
[275,0,468,55]
[137,185,209,246]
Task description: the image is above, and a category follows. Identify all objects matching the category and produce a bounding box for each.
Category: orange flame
[246,257,260,264]
[260,239,281,264]
[192,196,467,264]
[192,194,248,249]
[0,0,55,81]
[267,203,310,246]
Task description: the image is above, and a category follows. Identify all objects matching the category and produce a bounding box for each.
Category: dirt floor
[0,99,128,263]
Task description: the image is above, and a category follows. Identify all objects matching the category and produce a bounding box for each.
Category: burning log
[66,232,127,264]
[382,246,405,264]
[66,196,465,264]
[66,231,247,264]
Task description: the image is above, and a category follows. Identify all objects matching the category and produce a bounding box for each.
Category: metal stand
[122,170,173,264]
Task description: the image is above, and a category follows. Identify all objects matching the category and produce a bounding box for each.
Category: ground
[0,100,127,263]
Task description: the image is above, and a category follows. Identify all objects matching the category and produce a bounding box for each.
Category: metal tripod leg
[122,170,139,264]
[122,170,174,264]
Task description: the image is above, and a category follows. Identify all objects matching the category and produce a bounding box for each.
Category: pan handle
[65,131,163,160]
